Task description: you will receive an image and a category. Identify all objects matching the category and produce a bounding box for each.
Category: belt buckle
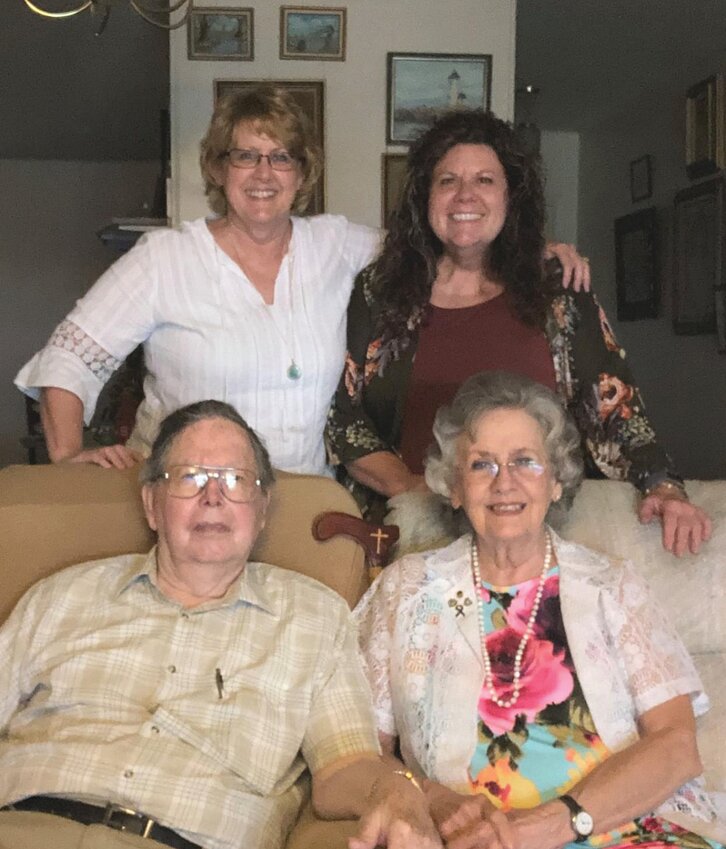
[102,802,155,838]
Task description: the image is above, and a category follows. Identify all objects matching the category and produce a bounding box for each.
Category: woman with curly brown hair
[327,109,710,555]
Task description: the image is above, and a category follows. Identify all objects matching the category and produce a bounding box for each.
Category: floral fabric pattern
[468,570,721,849]
[354,532,719,828]
[326,264,680,514]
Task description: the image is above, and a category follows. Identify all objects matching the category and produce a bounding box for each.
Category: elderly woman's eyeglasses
[470,457,546,479]
[224,148,297,171]
[160,465,261,503]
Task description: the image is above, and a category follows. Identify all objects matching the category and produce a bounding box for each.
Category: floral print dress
[472,566,721,849]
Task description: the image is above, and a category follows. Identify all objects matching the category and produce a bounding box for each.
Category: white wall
[577,83,726,479]
[0,159,159,467]
[170,0,516,227]
[541,130,579,245]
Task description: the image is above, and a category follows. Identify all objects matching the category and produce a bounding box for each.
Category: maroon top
[399,294,557,474]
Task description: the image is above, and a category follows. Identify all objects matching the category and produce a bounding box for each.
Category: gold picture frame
[280,6,346,61]
[188,8,254,61]
[381,153,407,227]
[685,75,725,180]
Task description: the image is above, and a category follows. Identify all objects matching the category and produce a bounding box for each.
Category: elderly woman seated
[355,371,723,849]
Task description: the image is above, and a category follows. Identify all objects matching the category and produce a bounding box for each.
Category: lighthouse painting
[387,52,491,144]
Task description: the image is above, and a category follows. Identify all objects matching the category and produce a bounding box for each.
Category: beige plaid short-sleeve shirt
[0,549,379,849]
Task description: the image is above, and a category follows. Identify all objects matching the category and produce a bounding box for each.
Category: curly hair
[425,371,583,519]
[199,84,323,216]
[372,109,551,337]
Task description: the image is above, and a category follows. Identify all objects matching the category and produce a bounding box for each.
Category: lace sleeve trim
[50,320,123,384]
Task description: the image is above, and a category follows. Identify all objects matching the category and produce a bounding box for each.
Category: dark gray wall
[1,3,168,467]
[3,2,168,161]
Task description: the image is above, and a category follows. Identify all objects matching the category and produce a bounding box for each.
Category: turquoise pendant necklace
[225,223,302,381]
[282,241,302,380]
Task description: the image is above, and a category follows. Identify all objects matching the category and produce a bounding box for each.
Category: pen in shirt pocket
[215,668,224,699]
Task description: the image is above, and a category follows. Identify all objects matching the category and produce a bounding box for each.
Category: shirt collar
[116,546,276,615]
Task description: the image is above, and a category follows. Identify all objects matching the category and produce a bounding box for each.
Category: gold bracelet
[392,768,424,793]
[643,480,687,500]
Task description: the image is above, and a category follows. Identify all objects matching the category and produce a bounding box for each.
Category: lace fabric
[50,319,122,384]
[354,532,719,825]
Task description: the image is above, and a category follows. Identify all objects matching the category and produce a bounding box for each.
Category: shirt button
[123,769,134,779]
[167,665,176,673]
[151,725,160,734]
[181,612,189,620]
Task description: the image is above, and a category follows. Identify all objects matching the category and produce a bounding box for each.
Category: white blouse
[15,215,380,474]
[354,531,719,827]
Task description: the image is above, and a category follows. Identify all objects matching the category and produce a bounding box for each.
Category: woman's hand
[544,242,591,292]
[441,808,517,849]
[40,386,141,469]
[442,805,567,849]
[66,444,143,470]
[424,780,494,834]
[638,485,712,556]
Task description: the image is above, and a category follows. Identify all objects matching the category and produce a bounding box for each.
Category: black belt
[4,795,202,849]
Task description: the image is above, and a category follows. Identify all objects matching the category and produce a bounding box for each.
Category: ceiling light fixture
[22,0,190,34]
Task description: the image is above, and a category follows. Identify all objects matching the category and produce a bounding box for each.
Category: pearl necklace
[471,532,553,709]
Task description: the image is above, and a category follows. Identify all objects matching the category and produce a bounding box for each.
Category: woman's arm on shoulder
[560,288,711,554]
[41,387,141,468]
[544,243,591,291]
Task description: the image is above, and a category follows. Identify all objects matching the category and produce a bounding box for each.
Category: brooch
[448,591,472,618]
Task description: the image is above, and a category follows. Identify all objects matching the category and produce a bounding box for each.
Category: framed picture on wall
[685,75,725,180]
[188,8,254,61]
[614,207,659,321]
[280,7,346,61]
[629,155,652,203]
[214,79,325,215]
[381,153,407,227]
[386,52,492,144]
[673,177,723,337]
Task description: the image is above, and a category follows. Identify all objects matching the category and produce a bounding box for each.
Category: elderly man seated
[0,400,441,849]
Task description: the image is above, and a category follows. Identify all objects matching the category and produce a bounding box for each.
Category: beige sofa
[0,465,724,844]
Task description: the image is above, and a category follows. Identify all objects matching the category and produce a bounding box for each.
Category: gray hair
[140,400,275,494]
[425,371,583,515]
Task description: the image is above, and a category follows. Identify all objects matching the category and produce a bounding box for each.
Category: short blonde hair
[199,84,323,216]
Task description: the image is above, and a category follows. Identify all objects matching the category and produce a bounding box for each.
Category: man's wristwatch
[559,794,594,843]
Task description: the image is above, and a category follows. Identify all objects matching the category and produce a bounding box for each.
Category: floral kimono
[326,263,680,515]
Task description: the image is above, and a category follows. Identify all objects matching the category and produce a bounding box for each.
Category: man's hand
[350,773,442,849]
[638,486,712,556]
[545,242,591,292]
[66,444,143,469]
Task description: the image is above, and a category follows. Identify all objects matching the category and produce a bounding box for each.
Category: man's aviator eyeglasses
[224,148,297,171]
[159,465,261,503]
[470,457,546,479]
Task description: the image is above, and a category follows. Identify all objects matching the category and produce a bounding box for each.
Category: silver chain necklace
[470,532,553,709]
[225,227,302,381]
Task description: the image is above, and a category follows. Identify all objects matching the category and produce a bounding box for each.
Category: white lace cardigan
[354,530,719,825]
